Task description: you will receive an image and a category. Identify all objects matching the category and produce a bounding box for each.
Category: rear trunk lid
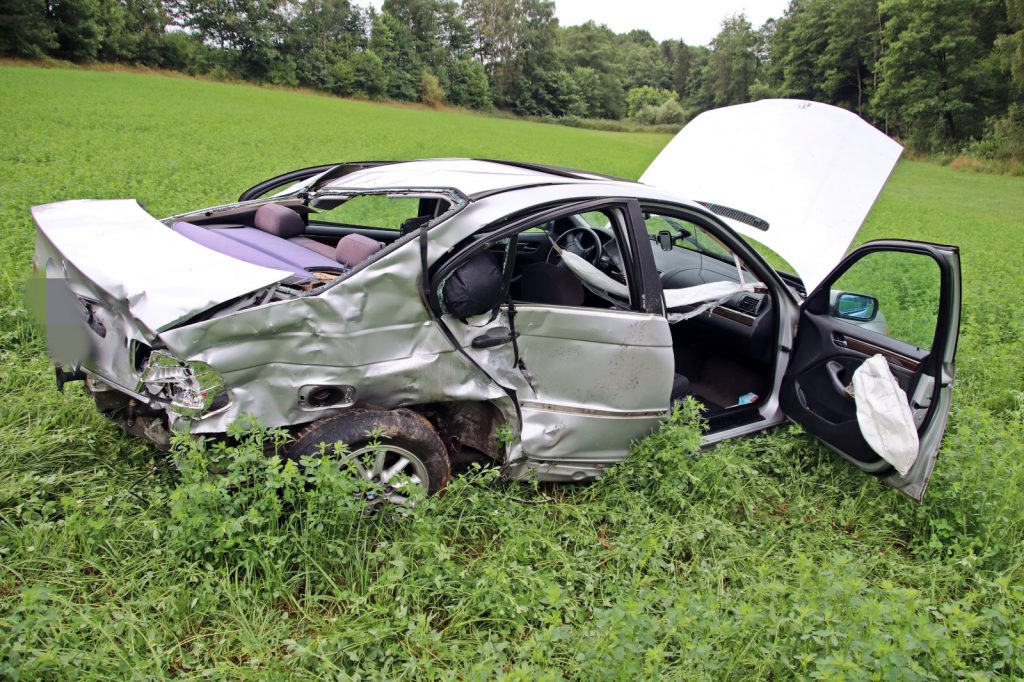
[640,99,903,292]
[32,199,292,336]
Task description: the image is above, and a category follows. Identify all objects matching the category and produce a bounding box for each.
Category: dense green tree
[384,0,469,67]
[462,0,558,113]
[558,21,625,118]
[703,14,759,107]
[761,0,880,115]
[350,49,387,98]
[1005,0,1024,88]
[98,0,171,63]
[873,0,1005,147]
[662,40,696,101]
[681,45,713,111]
[765,0,829,100]
[370,10,423,100]
[285,0,359,91]
[446,56,491,108]
[820,0,880,115]
[48,0,105,61]
[618,29,669,92]
[168,0,290,80]
[0,0,57,57]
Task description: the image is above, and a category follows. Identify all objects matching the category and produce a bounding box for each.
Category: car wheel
[287,409,451,506]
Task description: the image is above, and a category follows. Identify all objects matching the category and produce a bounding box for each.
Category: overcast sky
[363,0,791,47]
[551,0,789,45]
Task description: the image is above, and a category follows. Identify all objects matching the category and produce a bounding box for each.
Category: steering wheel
[547,226,603,265]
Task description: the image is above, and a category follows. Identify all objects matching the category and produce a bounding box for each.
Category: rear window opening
[309,194,452,231]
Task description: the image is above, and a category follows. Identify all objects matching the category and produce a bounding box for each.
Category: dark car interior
[467,207,778,418]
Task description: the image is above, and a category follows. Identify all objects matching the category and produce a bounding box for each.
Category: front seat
[519,262,585,306]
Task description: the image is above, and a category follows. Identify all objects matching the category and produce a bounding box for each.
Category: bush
[625,85,677,118]
[653,98,686,125]
[419,71,444,108]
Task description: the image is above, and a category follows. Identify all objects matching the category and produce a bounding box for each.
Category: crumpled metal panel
[31,199,291,334]
[31,234,151,392]
[511,306,672,408]
[157,232,516,437]
[506,408,664,482]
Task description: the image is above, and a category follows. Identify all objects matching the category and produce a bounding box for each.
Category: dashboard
[651,239,775,364]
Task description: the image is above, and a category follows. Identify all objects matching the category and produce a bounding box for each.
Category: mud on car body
[31,100,962,504]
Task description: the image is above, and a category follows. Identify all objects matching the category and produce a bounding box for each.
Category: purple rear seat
[171,221,310,278]
[211,226,341,273]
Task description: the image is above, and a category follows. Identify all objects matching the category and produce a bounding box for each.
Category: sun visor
[640,100,903,292]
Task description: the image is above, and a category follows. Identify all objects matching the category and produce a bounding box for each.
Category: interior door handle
[826,360,852,400]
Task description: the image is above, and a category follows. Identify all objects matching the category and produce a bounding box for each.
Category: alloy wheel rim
[345,443,429,507]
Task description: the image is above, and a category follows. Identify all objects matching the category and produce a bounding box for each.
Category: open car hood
[640,99,903,292]
[32,199,292,334]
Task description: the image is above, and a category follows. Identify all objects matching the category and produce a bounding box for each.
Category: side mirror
[657,230,674,251]
[831,291,879,322]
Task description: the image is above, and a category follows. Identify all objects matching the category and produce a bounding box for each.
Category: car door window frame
[802,239,960,383]
[428,198,662,317]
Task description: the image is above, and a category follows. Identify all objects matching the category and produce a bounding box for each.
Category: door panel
[781,241,961,500]
[446,305,673,476]
[429,199,673,480]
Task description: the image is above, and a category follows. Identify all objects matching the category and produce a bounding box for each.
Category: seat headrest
[254,203,305,238]
[336,233,383,267]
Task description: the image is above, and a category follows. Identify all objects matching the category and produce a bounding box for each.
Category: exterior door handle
[471,331,519,349]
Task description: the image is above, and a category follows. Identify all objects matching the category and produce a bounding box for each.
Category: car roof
[316,158,640,199]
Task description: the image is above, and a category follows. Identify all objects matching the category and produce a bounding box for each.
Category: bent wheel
[288,409,451,506]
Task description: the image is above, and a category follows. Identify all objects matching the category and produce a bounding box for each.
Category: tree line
[2,0,1022,159]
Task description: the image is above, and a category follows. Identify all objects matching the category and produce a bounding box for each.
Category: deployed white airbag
[559,249,758,320]
[559,250,630,298]
[852,354,919,475]
[663,280,751,309]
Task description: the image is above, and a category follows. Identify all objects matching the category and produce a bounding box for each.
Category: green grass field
[2,66,1024,679]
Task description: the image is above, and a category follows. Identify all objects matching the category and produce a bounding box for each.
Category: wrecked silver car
[31,100,961,502]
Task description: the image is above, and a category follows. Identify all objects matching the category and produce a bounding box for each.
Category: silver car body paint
[32,174,797,482]
[31,111,957,496]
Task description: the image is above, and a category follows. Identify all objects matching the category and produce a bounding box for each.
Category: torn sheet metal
[157,234,516,440]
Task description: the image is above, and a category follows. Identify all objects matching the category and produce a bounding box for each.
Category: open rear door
[780,240,961,501]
